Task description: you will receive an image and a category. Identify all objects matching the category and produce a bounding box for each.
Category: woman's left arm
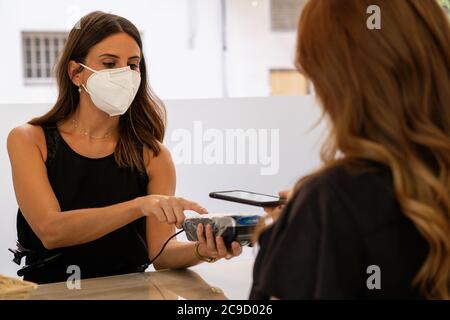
[145,144,241,270]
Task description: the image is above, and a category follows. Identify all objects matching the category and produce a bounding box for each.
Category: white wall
[225,0,298,97]
[0,0,224,104]
[0,96,326,277]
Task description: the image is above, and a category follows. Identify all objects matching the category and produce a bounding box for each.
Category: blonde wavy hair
[294,0,450,299]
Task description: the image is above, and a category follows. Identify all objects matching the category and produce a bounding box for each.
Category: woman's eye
[102,62,115,68]
[129,64,139,70]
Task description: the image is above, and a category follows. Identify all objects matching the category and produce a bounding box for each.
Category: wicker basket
[0,274,38,300]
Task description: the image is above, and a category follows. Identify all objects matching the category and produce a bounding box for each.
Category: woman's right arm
[7,125,205,250]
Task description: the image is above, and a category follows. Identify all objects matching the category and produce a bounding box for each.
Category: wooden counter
[27,258,254,300]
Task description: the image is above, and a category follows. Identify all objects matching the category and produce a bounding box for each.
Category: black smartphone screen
[209,190,284,207]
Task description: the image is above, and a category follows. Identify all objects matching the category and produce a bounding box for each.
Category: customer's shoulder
[302,159,393,197]
[291,159,399,234]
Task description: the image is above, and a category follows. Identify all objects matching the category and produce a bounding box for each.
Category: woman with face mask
[7,11,242,284]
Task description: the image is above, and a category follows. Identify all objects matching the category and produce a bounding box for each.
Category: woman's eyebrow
[99,53,119,59]
[99,53,140,60]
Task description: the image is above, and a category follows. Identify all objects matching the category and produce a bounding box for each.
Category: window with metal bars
[22,32,68,85]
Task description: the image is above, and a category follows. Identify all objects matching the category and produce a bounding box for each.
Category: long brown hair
[295,0,450,299]
[29,11,166,172]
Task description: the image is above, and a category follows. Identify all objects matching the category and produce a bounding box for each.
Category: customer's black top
[16,123,150,284]
[250,160,429,299]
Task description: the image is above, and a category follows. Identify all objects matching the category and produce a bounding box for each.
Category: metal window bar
[22,32,68,85]
[49,34,55,78]
[30,34,36,79]
[44,37,50,78]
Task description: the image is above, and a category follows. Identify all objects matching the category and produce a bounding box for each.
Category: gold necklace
[71,118,115,140]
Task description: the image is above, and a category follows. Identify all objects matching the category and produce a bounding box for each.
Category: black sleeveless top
[250,161,428,299]
[16,123,150,284]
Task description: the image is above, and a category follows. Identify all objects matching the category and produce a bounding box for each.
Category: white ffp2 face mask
[79,63,141,116]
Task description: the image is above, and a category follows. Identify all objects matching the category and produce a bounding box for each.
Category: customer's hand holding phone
[264,189,293,221]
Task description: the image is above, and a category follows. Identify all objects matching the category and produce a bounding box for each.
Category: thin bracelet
[194,241,218,263]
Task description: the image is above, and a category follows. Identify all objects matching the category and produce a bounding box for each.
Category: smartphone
[209,190,285,207]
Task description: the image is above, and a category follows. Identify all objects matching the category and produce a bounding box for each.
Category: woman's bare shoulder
[7,123,47,160]
[142,142,174,175]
